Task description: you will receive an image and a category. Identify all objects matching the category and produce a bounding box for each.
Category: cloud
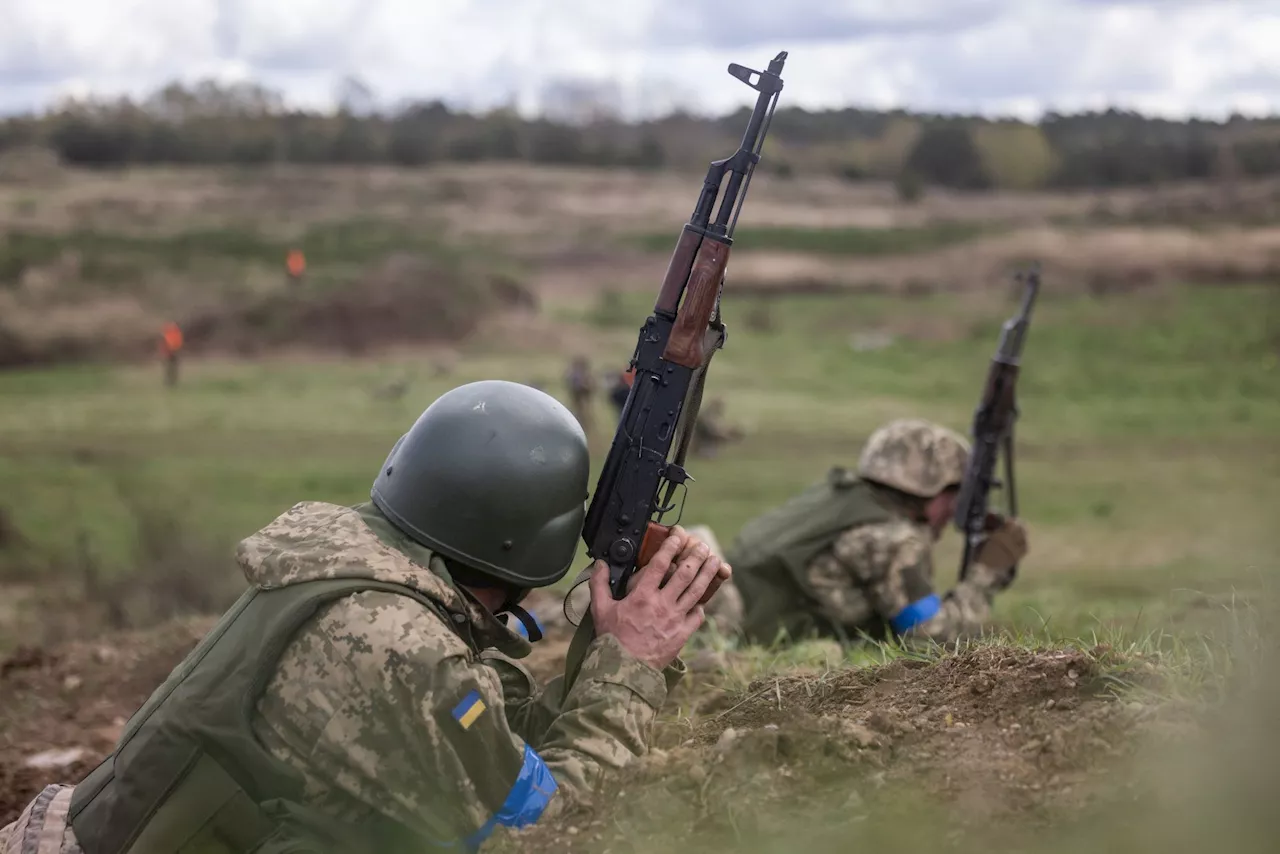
[643,0,1013,50]
[0,0,1277,120]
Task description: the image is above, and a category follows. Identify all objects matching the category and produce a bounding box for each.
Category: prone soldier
[1,381,724,854]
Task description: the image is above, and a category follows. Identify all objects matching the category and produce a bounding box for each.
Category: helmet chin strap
[442,558,544,642]
[499,601,544,643]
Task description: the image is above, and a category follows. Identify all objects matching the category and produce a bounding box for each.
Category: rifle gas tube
[583,51,787,599]
[954,265,1041,586]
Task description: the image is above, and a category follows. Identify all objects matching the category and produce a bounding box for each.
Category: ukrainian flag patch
[452,689,487,730]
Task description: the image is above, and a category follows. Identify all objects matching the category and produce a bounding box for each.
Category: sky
[2,0,1279,121]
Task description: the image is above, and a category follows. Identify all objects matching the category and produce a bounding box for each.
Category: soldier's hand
[620,528,730,604]
[679,540,730,607]
[970,517,1029,590]
[590,525,723,671]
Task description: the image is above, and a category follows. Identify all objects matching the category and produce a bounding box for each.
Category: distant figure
[286,249,306,286]
[159,322,184,387]
[609,367,635,422]
[690,397,743,459]
[564,356,597,433]
[371,377,410,402]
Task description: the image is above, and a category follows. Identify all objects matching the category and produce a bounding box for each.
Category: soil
[0,252,538,369]
[1,598,1155,852]
[0,592,575,824]
[0,618,211,821]
[502,645,1161,853]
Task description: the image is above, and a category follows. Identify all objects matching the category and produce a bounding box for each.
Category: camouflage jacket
[240,501,678,847]
[709,484,1000,646]
[802,512,995,645]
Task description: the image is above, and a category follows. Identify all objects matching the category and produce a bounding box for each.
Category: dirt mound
[0,589,575,825]
[0,618,212,822]
[504,645,1153,853]
[0,252,537,369]
[177,253,536,359]
[0,619,1162,851]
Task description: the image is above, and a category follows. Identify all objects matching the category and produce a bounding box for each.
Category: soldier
[1,381,725,854]
[564,356,596,433]
[702,418,1028,647]
[608,367,634,423]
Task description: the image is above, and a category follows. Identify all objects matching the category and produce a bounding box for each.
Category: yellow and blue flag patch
[452,689,487,730]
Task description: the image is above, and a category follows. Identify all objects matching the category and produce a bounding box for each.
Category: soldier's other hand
[971,517,1029,590]
[671,530,728,604]
[590,526,722,671]
[698,560,732,606]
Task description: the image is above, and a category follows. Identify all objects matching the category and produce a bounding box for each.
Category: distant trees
[4,78,1280,192]
[904,123,993,190]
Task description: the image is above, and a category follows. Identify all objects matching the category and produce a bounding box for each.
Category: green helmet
[371,380,589,588]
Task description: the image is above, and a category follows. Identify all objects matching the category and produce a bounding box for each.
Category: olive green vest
[68,577,448,854]
[727,470,893,644]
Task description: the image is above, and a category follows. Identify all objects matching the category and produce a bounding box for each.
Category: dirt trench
[1,618,1149,849]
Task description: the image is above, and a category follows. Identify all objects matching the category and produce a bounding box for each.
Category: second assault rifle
[953,266,1041,587]
[562,51,786,682]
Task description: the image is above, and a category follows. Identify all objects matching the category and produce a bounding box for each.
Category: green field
[630,222,994,255]
[2,282,1276,648]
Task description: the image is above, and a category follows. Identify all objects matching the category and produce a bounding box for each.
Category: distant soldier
[690,398,743,459]
[701,419,1029,647]
[158,321,184,387]
[564,356,596,432]
[608,367,635,423]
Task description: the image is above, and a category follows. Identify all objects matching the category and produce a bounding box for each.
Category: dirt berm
[499,644,1167,853]
[2,614,1157,844]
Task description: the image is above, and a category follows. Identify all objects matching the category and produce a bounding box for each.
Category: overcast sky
[2,0,1279,120]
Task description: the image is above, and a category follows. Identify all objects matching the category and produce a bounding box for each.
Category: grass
[629,222,994,255]
[504,604,1279,854]
[0,218,454,288]
[2,256,1278,851]
[0,283,1277,648]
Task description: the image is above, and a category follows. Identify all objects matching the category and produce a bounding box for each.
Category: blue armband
[890,594,941,633]
[463,744,558,850]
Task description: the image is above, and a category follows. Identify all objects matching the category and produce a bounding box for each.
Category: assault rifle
[582,50,787,597]
[954,265,1041,586]
[562,52,786,682]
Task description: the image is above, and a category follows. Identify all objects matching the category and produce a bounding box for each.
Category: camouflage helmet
[371,380,589,588]
[856,418,971,498]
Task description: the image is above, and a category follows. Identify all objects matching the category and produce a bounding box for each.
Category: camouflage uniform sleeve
[254,591,672,848]
[534,632,680,803]
[831,520,993,645]
[480,651,567,746]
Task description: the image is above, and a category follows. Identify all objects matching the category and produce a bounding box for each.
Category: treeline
[3,79,1280,192]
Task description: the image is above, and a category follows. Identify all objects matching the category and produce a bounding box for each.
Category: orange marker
[161,321,184,354]
[286,249,306,279]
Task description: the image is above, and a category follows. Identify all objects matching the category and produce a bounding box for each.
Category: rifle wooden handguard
[662,239,730,368]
